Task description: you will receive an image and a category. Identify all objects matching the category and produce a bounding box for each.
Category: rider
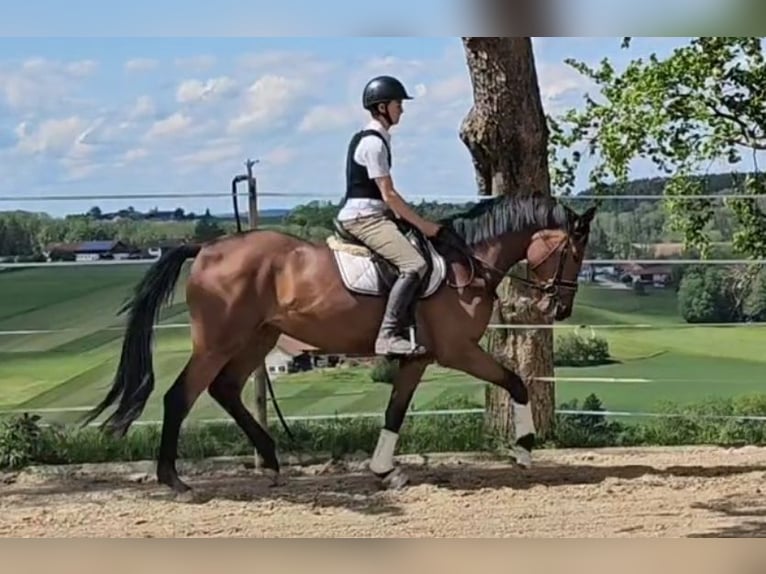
[336,75,442,356]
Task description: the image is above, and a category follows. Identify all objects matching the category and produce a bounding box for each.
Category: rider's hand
[421,221,442,238]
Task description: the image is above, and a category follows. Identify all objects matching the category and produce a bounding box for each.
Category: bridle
[518,232,580,298]
[466,232,580,304]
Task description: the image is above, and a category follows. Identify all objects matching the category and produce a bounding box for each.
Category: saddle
[326,218,448,299]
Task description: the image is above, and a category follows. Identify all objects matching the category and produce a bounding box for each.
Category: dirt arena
[2,445,766,537]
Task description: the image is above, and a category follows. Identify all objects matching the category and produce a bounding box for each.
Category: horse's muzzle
[554,302,572,321]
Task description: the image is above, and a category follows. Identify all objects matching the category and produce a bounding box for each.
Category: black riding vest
[343,129,392,203]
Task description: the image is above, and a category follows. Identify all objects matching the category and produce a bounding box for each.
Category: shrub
[7,393,766,471]
[554,394,625,447]
[0,413,44,470]
[369,357,399,383]
[554,331,611,367]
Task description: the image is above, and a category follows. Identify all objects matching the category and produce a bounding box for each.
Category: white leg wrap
[513,401,536,439]
[369,429,398,475]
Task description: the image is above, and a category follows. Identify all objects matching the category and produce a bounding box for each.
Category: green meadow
[1,263,764,425]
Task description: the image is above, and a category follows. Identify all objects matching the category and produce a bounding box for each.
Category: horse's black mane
[438,194,572,246]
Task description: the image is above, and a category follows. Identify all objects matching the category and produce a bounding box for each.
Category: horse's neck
[472,231,531,289]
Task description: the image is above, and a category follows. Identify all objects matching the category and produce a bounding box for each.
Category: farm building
[621,263,673,286]
[264,335,346,378]
[145,241,186,259]
[46,240,137,262]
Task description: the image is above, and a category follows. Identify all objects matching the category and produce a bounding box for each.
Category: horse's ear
[574,205,597,236]
[563,204,579,224]
[581,205,597,225]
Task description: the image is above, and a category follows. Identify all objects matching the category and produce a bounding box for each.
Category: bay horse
[82,193,596,494]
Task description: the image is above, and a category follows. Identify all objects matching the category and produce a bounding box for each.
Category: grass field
[1,263,765,424]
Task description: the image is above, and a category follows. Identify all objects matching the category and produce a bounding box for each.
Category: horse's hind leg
[207,326,282,481]
[157,350,230,495]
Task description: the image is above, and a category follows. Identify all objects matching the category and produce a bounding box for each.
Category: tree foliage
[678,264,766,323]
[554,331,611,367]
[549,37,766,261]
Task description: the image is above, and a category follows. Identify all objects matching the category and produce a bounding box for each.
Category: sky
[0,33,705,217]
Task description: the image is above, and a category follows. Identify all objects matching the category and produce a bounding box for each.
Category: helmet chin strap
[377,102,393,127]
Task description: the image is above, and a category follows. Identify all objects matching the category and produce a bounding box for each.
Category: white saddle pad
[333,244,447,298]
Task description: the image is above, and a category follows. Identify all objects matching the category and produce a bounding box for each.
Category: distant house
[264,335,346,378]
[265,335,318,378]
[631,242,687,259]
[145,241,186,259]
[46,240,136,262]
[622,263,673,286]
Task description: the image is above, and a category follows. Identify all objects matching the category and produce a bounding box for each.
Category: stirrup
[375,327,426,356]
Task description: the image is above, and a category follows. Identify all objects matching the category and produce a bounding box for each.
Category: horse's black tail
[81,243,202,436]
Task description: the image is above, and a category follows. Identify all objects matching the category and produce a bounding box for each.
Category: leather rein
[443,229,579,302]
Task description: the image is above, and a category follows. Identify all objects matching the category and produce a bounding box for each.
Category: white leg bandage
[513,401,536,439]
[369,429,399,474]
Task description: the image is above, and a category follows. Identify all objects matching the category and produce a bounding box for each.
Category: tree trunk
[459,37,556,440]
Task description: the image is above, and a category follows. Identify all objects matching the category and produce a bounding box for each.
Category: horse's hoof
[378,466,409,490]
[157,471,193,498]
[175,489,196,503]
[263,468,285,487]
[511,445,532,469]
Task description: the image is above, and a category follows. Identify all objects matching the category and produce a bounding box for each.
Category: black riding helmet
[362,75,413,112]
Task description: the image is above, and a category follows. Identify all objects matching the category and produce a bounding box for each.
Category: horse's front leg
[369,356,431,490]
[436,342,535,468]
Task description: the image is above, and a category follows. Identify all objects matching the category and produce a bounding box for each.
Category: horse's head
[524,205,596,321]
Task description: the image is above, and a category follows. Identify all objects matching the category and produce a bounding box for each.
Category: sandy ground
[2,445,766,537]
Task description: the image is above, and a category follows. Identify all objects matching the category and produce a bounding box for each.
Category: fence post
[245,158,269,469]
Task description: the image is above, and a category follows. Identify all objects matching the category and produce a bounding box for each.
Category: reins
[438,226,579,299]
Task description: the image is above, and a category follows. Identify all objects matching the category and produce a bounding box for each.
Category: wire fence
[6,407,766,427]
[3,257,766,269]
[2,319,765,337]
[2,190,766,203]
[4,188,766,430]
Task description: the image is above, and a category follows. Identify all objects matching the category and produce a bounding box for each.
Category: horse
[81,193,596,494]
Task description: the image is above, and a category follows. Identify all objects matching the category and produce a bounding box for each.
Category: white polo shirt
[337,118,391,222]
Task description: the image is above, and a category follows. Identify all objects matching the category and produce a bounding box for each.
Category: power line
[2,257,765,269]
[7,407,766,425]
[2,191,766,203]
[2,320,766,337]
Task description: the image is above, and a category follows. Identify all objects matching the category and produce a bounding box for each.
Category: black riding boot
[375,271,427,356]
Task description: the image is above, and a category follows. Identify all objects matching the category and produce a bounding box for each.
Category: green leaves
[548,37,766,259]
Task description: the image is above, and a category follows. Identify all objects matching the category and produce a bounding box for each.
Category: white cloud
[175,142,243,169]
[298,104,358,133]
[238,50,337,77]
[420,75,470,105]
[227,74,306,135]
[145,112,193,140]
[122,148,149,163]
[15,116,91,155]
[60,147,101,181]
[0,57,97,112]
[19,57,97,77]
[536,61,596,115]
[176,76,238,104]
[174,55,217,72]
[124,58,159,73]
[66,60,98,77]
[362,55,425,74]
[1,39,635,216]
[128,95,156,120]
[262,145,296,166]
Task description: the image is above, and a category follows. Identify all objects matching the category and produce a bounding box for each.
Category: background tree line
[0,171,756,261]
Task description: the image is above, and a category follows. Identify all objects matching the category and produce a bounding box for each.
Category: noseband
[435,225,580,302]
[470,233,579,303]
[520,234,580,298]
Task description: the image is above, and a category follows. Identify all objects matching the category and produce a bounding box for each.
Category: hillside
[1,265,765,425]
[1,170,762,261]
